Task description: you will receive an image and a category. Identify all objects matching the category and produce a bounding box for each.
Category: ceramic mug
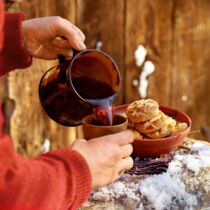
[82,114,128,140]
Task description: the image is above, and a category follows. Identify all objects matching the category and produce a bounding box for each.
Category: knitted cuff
[41,148,92,209]
[0,13,32,75]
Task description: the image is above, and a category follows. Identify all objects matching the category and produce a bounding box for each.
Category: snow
[133,79,139,87]
[96,41,102,50]
[42,138,50,153]
[92,180,140,202]
[138,61,155,99]
[134,45,155,99]
[139,173,197,210]
[134,45,147,67]
[90,140,210,209]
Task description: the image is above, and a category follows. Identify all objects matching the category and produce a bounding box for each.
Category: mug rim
[82,113,128,128]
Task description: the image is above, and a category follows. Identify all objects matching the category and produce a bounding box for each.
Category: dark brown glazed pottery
[82,114,128,140]
[39,49,120,126]
[114,104,192,157]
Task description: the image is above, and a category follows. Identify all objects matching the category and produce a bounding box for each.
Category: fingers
[119,156,134,172]
[120,144,133,158]
[117,145,133,177]
[52,37,74,59]
[52,37,71,48]
[110,130,134,146]
[53,46,73,59]
[55,17,86,51]
[116,157,133,178]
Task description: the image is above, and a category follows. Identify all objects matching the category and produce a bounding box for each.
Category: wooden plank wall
[4,0,210,157]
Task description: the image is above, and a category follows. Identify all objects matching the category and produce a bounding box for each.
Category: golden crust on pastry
[170,122,188,136]
[145,115,177,139]
[126,99,159,123]
[120,112,128,119]
[125,99,188,139]
[134,111,165,133]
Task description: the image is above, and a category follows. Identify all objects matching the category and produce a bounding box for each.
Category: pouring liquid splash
[72,77,116,126]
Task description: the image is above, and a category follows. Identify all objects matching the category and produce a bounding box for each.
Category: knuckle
[125,130,134,142]
[128,157,134,169]
[128,144,133,154]
[53,16,63,25]
[55,16,63,22]
[107,150,120,162]
[129,133,135,143]
[113,148,122,160]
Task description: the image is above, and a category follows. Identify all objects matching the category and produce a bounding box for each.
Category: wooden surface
[7,0,78,156]
[2,0,210,156]
[80,138,210,210]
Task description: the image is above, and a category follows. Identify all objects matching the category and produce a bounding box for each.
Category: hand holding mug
[71,131,134,189]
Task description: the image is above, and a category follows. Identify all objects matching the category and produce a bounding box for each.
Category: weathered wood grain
[124,0,174,105]
[8,60,48,157]
[3,0,210,157]
[8,0,77,157]
[76,0,125,106]
[124,0,210,140]
[171,0,210,140]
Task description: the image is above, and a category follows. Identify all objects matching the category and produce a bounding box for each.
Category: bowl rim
[113,104,192,142]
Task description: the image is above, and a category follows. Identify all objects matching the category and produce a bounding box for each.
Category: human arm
[0,3,134,207]
[0,104,92,209]
[0,6,91,208]
[0,111,133,209]
[0,15,86,76]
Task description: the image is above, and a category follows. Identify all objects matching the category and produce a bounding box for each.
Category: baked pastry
[145,115,176,139]
[170,122,188,136]
[120,112,128,119]
[125,99,188,139]
[126,99,159,123]
[134,111,165,133]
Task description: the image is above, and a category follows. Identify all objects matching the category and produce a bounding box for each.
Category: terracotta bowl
[82,114,128,140]
[114,104,192,157]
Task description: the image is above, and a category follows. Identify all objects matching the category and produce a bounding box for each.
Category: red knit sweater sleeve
[0,131,92,210]
[0,13,32,76]
[0,105,91,209]
[0,2,92,209]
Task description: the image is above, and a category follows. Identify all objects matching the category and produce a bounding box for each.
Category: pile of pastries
[125,99,188,139]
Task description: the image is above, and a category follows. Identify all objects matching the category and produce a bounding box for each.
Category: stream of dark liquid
[72,77,116,126]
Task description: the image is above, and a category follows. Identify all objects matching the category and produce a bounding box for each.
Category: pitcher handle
[58,48,80,64]
[58,35,80,64]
